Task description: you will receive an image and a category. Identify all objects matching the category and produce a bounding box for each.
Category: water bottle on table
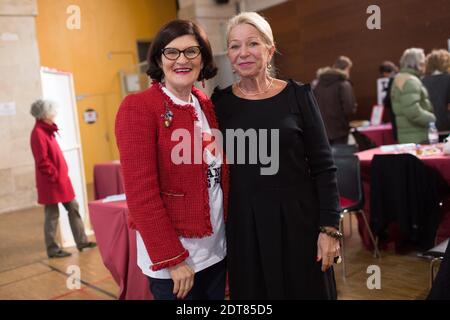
[428,122,439,145]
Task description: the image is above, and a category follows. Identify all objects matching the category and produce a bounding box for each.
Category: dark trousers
[148,258,226,300]
[44,199,88,255]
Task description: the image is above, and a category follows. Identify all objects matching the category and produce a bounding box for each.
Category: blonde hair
[226,12,274,49]
[425,49,450,75]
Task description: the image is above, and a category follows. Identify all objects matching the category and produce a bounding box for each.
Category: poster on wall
[0,101,16,116]
[83,108,97,124]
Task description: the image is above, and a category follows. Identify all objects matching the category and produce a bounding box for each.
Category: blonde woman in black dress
[212,12,342,299]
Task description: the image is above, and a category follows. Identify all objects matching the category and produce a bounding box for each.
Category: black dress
[212,80,341,299]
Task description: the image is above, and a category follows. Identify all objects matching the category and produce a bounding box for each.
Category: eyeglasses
[161,46,202,60]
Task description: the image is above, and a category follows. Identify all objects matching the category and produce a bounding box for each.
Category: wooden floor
[0,205,119,300]
[333,216,431,300]
[0,201,432,300]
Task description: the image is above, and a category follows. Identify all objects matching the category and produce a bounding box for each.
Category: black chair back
[334,155,364,209]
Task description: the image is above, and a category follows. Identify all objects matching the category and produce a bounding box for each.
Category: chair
[422,238,449,290]
[334,155,381,279]
[331,144,358,237]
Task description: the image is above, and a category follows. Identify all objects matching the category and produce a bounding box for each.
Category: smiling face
[160,34,203,92]
[227,23,274,79]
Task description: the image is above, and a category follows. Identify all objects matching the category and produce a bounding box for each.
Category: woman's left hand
[317,227,341,272]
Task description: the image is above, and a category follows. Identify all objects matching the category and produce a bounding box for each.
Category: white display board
[40,67,92,248]
[377,77,390,106]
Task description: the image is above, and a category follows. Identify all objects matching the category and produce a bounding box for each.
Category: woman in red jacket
[30,99,96,258]
[115,20,228,300]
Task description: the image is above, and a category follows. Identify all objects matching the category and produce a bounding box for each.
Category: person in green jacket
[391,48,436,144]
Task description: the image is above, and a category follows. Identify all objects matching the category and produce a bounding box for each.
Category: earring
[201,71,205,88]
[267,63,272,70]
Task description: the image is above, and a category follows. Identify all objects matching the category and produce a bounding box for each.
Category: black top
[423,73,450,131]
[211,80,340,299]
[213,80,340,227]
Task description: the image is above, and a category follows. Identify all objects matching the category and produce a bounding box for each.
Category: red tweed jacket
[115,82,229,271]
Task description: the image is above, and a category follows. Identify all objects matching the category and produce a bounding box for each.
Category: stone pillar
[178,0,237,54]
[0,0,41,213]
[177,0,237,94]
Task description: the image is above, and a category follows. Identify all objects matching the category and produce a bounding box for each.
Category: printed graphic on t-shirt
[207,160,221,189]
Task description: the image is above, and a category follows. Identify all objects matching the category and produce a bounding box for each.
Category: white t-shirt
[136,86,226,279]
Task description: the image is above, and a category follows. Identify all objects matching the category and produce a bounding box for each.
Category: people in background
[314,56,357,145]
[379,60,399,78]
[212,12,341,300]
[423,49,450,132]
[311,67,326,90]
[115,19,227,300]
[30,99,96,258]
[380,61,400,140]
[390,48,436,144]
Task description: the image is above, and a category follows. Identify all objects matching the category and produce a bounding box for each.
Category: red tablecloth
[357,123,396,146]
[355,147,450,250]
[88,200,153,300]
[93,161,124,200]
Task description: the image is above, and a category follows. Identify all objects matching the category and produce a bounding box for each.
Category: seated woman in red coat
[115,19,228,300]
[30,99,96,258]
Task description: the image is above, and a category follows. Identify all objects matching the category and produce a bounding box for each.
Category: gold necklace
[237,77,274,97]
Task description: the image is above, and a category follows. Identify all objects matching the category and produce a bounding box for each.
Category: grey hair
[30,99,58,120]
[400,48,425,71]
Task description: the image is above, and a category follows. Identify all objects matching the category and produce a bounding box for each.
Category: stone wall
[0,0,41,213]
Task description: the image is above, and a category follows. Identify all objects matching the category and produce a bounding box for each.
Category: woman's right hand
[169,261,195,299]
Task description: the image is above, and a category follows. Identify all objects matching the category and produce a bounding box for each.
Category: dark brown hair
[147,19,217,82]
[379,61,398,75]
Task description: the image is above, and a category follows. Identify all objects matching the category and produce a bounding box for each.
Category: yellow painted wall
[35,0,177,184]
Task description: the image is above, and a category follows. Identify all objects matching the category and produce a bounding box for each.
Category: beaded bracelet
[319,226,343,240]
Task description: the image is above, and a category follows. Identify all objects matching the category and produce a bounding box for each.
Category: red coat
[30,120,75,205]
[115,82,229,271]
